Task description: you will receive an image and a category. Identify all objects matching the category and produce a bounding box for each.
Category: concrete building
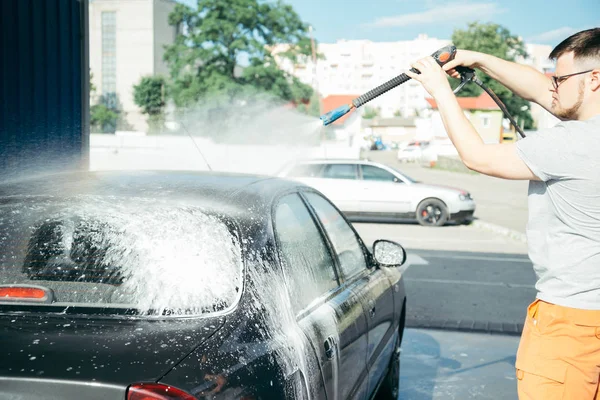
[426,93,504,144]
[272,34,451,119]
[89,0,177,132]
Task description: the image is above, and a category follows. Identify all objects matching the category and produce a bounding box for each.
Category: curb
[406,316,524,335]
[471,220,527,243]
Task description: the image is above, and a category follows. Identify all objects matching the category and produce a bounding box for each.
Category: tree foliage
[450,22,534,129]
[362,106,379,120]
[164,0,315,108]
[133,76,166,115]
[90,97,119,134]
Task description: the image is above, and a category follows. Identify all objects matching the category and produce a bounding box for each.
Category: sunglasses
[551,70,593,89]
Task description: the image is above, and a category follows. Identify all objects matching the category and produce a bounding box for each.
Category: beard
[553,79,584,120]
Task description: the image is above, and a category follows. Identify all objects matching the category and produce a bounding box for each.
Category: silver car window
[361,165,400,182]
[303,193,367,279]
[275,194,338,313]
[322,164,357,180]
[287,163,324,178]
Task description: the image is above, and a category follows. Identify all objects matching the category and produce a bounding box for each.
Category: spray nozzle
[320,104,355,126]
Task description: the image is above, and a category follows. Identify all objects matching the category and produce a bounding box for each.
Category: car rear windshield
[0,196,243,316]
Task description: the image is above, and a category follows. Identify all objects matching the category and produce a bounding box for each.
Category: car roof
[0,170,308,225]
[291,158,377,166]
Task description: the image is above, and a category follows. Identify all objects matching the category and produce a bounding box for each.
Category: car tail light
[0,285,54,303]
[127,383,196,400]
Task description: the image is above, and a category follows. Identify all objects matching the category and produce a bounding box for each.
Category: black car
[0,171,407,400]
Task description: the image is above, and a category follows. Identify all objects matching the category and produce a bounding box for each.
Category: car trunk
[0,309,224,399]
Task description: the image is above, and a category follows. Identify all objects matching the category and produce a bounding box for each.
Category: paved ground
[354,223,535,333]
[362,150,530,234]
[399,329,520,400]
[354,221,532,398]
[354,222,528,255]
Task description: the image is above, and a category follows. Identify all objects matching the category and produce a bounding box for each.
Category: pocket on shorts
[516,358,568,384]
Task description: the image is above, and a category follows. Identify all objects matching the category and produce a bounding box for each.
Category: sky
[181,0,599,47]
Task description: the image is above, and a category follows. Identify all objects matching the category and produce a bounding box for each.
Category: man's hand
[404,53,540,181]
[442,49,483,79]
[405,56,453,99]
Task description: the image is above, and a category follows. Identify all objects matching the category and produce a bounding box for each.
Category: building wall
[89,0,175,132]
[467,110,503,144]
[370,126,418,146]
[0,0,89,178]
[153,0,177,76]
[273,34,450,119]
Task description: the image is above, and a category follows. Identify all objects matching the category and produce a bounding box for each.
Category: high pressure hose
[319,44,526,139]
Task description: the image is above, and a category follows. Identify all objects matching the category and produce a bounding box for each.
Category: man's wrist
[432,86,456,104]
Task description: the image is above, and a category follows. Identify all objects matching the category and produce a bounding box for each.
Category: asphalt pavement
[353,221,534,399]
[399,329,520,400]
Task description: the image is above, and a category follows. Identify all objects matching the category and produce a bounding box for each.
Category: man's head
[549,28,600,120]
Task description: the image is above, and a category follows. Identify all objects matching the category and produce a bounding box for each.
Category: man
[406,28,600,399]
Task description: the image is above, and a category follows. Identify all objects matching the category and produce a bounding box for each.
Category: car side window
[361,165,400,182]
[303,193,368,279]
[275,194,338,313]
[322,164,357,180]
[287,163,324,178]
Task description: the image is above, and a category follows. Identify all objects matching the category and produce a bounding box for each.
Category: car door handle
[324,336,336,360]
[369,306,376,318]
[369,299,376,318]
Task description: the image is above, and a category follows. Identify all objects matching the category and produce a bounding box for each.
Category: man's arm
[444,51,554,114]
[434,89,540,180]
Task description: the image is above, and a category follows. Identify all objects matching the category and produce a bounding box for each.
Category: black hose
[352,69,417,108]
[475,78,526,138]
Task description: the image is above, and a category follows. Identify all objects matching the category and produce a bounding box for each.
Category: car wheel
[375,334,401,400]
[416,198,448,227]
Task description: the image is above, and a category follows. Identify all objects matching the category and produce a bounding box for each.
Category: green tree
[393,109,402,117]
[90,95,119,133]
[133,76,167,134]
[90,71,97,95]
[164,0,315,109]
[362,106,379,119]
[297,91,321,117]
[450,22,534,129]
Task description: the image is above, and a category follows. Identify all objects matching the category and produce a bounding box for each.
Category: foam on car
[0,196,243,315]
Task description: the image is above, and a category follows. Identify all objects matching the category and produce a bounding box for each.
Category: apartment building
[89,0,177,132]
[273,34,451,119]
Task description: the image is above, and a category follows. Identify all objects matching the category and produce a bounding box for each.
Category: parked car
[278,159,476,226]
[396,141,429,163]
[397,146,423,163]
[0,171,407,400]
[419,140,459,166]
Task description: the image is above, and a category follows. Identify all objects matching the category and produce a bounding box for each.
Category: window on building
[481,115,491,128]
[101,11,117,109]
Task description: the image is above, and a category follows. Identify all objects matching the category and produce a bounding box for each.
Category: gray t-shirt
[516,114,600,310]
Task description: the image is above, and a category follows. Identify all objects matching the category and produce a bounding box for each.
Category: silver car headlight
[459,193,472,201]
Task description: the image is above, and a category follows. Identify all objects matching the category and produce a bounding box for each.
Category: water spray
[319,44,525,138]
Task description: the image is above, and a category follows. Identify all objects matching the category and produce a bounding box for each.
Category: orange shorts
[516,299,600,399]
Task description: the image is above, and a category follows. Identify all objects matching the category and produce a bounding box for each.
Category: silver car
[278,159,476,227]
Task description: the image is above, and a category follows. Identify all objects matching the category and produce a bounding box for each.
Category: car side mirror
[372,240,406,267]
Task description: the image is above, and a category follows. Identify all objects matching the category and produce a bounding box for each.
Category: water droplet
[29,356,36,361]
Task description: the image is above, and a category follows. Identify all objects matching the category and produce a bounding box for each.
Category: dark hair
[549,28,600,61]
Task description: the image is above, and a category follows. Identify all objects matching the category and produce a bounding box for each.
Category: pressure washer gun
[319,44,526,138]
